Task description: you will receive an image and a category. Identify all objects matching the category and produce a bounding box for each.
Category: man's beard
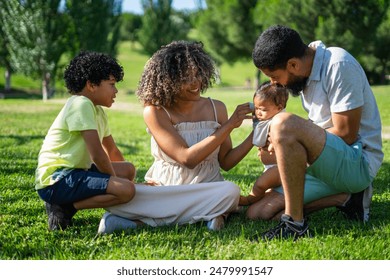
[286,75,308,97]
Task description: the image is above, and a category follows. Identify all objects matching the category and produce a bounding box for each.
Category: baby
[240,81,289,205]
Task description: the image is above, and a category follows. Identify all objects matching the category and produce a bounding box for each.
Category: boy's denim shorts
[37,165,110,205]
[274,131,372,204]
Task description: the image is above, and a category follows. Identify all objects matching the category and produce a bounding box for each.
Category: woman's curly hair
[136,41,218,107]
[64,51,124,94]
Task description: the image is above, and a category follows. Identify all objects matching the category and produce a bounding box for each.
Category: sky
[122,0,206,14]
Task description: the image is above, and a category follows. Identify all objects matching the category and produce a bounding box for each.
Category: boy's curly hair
[64,51,124,94]
[254,81,289,108]
[136,41,218,107]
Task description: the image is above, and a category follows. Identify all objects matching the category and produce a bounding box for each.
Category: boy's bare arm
[81,130,116,176]
[102,135,125,161]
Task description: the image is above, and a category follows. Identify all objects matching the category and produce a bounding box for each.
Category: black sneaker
[336,184,372,222]
[45,202,77,230]
[259,214,311,241]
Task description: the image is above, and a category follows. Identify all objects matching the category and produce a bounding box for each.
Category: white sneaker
[206,215,225,231]
[362,183,373,222]
[97,212,137,234]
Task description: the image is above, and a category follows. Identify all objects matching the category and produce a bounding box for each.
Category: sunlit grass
[0,90,389,260]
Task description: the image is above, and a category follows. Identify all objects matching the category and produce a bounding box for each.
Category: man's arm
[327,106,362,145]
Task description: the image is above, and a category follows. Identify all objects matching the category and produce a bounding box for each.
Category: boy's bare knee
[125,162,136,181]
[118,181,135,203]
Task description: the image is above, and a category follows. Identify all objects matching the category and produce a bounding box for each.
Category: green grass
[0,41,389,260]
[0,87,389,260]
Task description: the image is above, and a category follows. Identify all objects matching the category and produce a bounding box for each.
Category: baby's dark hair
[254,81,289,108]
[136,41,218,107]
[252,25,307,71]
[64,51,124,94]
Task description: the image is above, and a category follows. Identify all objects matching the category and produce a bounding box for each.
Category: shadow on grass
[373,162,390,195]
[0,88,42,99]
[115,141,141,156]
[0,134,44,146]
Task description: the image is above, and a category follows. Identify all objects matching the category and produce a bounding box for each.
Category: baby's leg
[240,166,281,205]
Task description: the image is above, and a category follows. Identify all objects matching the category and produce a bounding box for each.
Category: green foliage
[120,12,143,43]
[314,0,388,57]
[0,88,389,260]
[0,0,125,98]
[138,0,190,55]
[253,0,319,43]
[370,7,390,84]
[197,0,260,65]
[252,0,390,84]
[65,0,123,57]
[0,0,68,99]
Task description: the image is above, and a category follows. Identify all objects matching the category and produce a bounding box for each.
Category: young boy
[239,81,289,206]
[35,51,136,230]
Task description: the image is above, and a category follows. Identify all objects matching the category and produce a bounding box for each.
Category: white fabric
[107,181,239,227]
[107,99,240,226]
[144,121,224,185]
[252,119,272,148]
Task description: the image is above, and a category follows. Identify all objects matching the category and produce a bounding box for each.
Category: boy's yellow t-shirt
[35,95,110,190]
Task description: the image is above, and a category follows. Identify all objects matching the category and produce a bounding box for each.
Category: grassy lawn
[0,86,389,260]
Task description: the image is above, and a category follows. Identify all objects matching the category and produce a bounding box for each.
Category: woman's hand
[227,102,253,128]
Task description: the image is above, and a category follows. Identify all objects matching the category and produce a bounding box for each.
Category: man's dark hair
[64,51,124,94]
[252,25,307,70]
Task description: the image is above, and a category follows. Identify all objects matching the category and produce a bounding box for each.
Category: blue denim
[37,165,110,204]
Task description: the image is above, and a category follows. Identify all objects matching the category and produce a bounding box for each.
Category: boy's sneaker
[45,202,77,231]
[258,214,311,241]
[336,184,372,222]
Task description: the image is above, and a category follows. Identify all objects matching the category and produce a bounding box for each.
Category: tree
[120,12,143,48]
[138,0,190,55]
[0,7,12,92]
[0,0,69,100]
[197,0,260,64]
[253,0,321,44]
[314,0,388,57]
[65,0,123,56]
[253,0,390,84]
[370,7,390,84]
[196,0,261,85]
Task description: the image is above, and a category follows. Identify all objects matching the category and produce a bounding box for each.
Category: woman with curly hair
[98,41,253,234]
[35,51,136,231]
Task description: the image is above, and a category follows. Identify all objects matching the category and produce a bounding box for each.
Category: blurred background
[1,0,389,100]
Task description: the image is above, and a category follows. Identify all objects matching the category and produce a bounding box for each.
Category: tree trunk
[4,68,11,92]
[254,69,261,89]
[42,72,50,101]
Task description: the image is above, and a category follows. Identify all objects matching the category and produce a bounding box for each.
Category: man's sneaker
[336,184,372,222]
[258,214,312,241]
[97,212,137,234]
[45,202,77,231]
